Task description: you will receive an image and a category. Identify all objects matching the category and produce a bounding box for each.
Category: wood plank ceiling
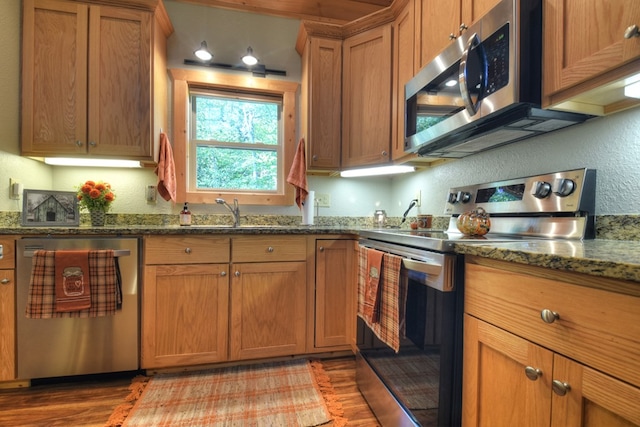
[171,0,393,23]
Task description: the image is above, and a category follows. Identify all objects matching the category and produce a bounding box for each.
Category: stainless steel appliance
[16,237,140,380]
[357,168,595,426]
[404,0,592,159]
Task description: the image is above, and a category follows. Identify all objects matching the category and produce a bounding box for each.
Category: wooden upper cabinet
[21,0,172,161]
[298,34,342,170]
[342,24,393,168]
[392,0,418,162]
[415,0,499,69]
[543,0,640,115]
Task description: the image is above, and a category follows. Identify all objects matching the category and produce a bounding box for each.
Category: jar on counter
[374,209,387,228]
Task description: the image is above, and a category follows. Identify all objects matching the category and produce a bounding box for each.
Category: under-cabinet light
[340,165,415,178]
[44,158,142,168]
[624,80,640,99]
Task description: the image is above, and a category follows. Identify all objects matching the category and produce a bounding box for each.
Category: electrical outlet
[315,193,331,207]
[415,190,421,207]
[9,178,21,200]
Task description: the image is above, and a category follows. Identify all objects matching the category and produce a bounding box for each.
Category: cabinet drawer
[0,239,15,270]
[145,236,230,265]
[465,261,640,388]
[232,236,306,262]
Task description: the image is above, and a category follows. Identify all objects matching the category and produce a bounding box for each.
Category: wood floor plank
[0,356,379,426]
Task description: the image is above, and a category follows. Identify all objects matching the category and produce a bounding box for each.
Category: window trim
[169,68,299,206]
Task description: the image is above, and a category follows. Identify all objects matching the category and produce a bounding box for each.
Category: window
[169,69,299,205]
[190,90,281,193]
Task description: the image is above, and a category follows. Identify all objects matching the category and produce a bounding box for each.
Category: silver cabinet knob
[524,366,542,381]
[75,140,83,147]
[0,278,10,285]
[540,309,560,323]
[267,246,274,253]
[319,246,324,252]
[552,380,571,396]
[220,271,227,277]
[89,141,97,147]
[624,24,639,39]
[381,151,388,157]
[449,33,456,40]
[185,247,192,254]
[235,271,240,277]
[312,155,318,161]
[459,23,468,32]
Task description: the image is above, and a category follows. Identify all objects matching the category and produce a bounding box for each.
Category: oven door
[356,241,463,427]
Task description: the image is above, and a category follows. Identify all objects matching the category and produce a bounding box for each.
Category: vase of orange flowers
[77,180,116,226]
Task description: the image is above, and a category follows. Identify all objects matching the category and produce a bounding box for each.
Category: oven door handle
[402,258,441,276]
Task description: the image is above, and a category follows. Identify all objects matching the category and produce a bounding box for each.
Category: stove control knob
[553,178,576,197]
[531,181,552,199]
[457,191,472,203]
[448,192,458,203]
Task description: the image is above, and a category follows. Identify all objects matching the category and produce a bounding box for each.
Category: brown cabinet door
[314,239,355,348]
[342,25,392,168]
[142,264,229,368]
[229,261,306,360]
[544,0,640,96]
[392,0,416,162]
[22,0,89,156]
[416,0,462,68]
[88,6,152,158]
[551,355,640,427]
[0,269,15,381]
[303,37,342,170]
[463,314,553,427]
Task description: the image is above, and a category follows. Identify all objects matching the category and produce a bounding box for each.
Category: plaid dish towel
[26,250,121,318]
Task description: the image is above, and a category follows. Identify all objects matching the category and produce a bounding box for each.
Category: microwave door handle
[459,32,480,116]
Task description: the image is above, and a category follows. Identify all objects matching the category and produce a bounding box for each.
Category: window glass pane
[194,96,279,145]
[196,146,277,191]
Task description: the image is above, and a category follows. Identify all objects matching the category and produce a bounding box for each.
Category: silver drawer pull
[267,246,274,253]
[402,258,441,276]
[524,366,542,381]
[552,380,571,396]
[1,278,10,285]
[185,247,192,254]
[540,309,560,324]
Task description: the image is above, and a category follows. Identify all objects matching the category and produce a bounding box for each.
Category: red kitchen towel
[357,247,406,352]
[26,250,120,318]
[286,138,308,209]
[155,132,177,203]
[54,250,91,312]
[361,247,384,324]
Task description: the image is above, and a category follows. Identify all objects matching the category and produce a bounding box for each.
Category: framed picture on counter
[21,189,80,227]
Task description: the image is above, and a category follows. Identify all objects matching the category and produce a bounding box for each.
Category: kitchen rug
[105,359,346,427]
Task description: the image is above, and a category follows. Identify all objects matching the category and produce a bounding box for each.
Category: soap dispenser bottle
[180,202,192,226]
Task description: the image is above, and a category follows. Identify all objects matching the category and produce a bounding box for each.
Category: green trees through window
[191,93,281,191]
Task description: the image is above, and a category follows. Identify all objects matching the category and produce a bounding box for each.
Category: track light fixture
[194,41,213,61]
[241,47,258,66]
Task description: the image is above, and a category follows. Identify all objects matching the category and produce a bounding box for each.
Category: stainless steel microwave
[404,0,592,158]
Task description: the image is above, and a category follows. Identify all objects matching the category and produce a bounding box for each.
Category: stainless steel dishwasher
[16,237,140,380]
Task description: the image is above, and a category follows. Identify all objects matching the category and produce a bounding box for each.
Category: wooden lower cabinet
[312,238,355,350]
[142,264,229,369]
[463,256,640,427]
[0,238,16,381]
[230,261,306,360]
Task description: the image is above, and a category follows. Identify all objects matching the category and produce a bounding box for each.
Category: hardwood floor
[0,357,379,427]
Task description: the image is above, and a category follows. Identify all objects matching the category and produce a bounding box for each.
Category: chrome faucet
[216,198,240,227]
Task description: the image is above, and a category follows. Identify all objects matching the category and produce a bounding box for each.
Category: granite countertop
[454,239,640,283]
[6,222,640,283]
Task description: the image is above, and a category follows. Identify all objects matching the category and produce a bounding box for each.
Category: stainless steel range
[356,168,595,427]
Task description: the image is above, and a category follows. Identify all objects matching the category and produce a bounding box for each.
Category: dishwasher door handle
[23,249,131,258]
[402,258,442,276]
